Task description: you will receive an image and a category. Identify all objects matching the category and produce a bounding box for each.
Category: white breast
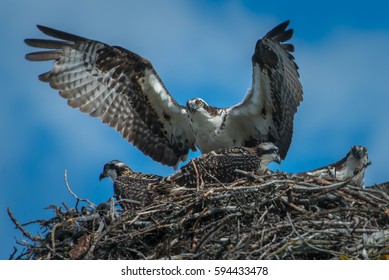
[188,110,239,153]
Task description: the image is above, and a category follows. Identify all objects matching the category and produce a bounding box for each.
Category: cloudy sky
[1,0,389,259]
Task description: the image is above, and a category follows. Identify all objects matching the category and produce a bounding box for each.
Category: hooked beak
[99,171,107,181]
[187,103,198,112]
[352,149,363,159]
[275,154,281,164]
[187,100,201,112]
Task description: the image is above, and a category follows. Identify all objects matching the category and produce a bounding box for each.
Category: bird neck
[188,110,227,152]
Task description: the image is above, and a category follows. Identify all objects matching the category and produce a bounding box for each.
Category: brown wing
[114,173,163,207]
[25,25,196,167]
[228,20,303,159]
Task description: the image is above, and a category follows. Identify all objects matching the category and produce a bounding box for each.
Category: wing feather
[25,25,195,167]
[227,20,303,159]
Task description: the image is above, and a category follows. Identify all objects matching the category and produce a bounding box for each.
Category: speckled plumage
[163,142,281,188]
[99,160,162,209]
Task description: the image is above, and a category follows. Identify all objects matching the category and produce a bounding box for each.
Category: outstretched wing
[25,25,196,167]
[227,20,303,159]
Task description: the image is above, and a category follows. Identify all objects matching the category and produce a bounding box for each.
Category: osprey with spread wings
[25,20,303,167]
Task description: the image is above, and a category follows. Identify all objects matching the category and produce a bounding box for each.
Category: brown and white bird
[25,20,302,168]
[299,146,371,187]
[99,160,162,208]
[163,142,281,188]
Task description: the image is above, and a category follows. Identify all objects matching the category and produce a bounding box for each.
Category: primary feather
[25,21,302,167]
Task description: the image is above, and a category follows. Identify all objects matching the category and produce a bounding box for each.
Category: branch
[64,169,96,209]
[7,208,42,242]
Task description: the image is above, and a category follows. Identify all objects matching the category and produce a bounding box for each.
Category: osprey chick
[99,160,162,209]
[163,142,281,188]
[300,146,371,187]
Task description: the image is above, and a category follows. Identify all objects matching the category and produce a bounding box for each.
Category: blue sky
[1,0,389,259]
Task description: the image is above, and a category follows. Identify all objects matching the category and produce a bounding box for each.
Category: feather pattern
[25,21,302,167]
[162,142,281,188]
[99,160,163,209]
[227,20,303,159]
[25,25,195,167]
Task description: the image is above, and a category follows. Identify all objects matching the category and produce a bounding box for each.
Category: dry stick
[239,179,293,191]
[286,212,340,257]
[51,223,61,250]
[191,160,202,191]
[20,218,47,227]
[64,169,97,209]
[292,179,352,192]
[192,206,210,231]
[9,246,19,260]
[8,208,66,260]
[257,207,270,225]
[280,196,307,213]
[234,169,266,181]
[127,248,147,260]
[194,213,240,253]
[231,208,270,255]
[7,208,42,242]
[342,188,386,209]
[353,186,389,201]
[83,214,134,259]
[188,206,240,221]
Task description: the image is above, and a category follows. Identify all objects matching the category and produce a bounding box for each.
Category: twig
[64,169,96,209]
[292,179,351,192]
[9,169,389,260]
[191,160,202,191]
[234,169,266,181]
[8,207,66,259]
[9,247,18,260]
[7,208,43,242]
[286,212,340,256]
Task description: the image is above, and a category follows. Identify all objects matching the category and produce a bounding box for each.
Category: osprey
[300,146,371,187]
[162,142,281,188]
[100,143,280,205]
[25,20,302,168]
[99,160,162,208]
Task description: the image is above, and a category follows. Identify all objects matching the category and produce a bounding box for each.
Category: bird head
[99,160,132,181]
[350,145,368,160]
[255,142,281,165]
[344,145,371,187]
[187,98,207,112]
[348,145,371,168]
[186,98,219,117]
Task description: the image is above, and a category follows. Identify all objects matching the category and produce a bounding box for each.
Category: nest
[8,171,389,260]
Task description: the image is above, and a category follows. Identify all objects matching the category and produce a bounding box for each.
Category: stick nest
[8,172,389,260]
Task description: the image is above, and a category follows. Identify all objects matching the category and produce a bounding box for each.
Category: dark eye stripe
[258,148,278,154]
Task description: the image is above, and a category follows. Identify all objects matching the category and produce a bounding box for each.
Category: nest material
[8,172,389,260]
